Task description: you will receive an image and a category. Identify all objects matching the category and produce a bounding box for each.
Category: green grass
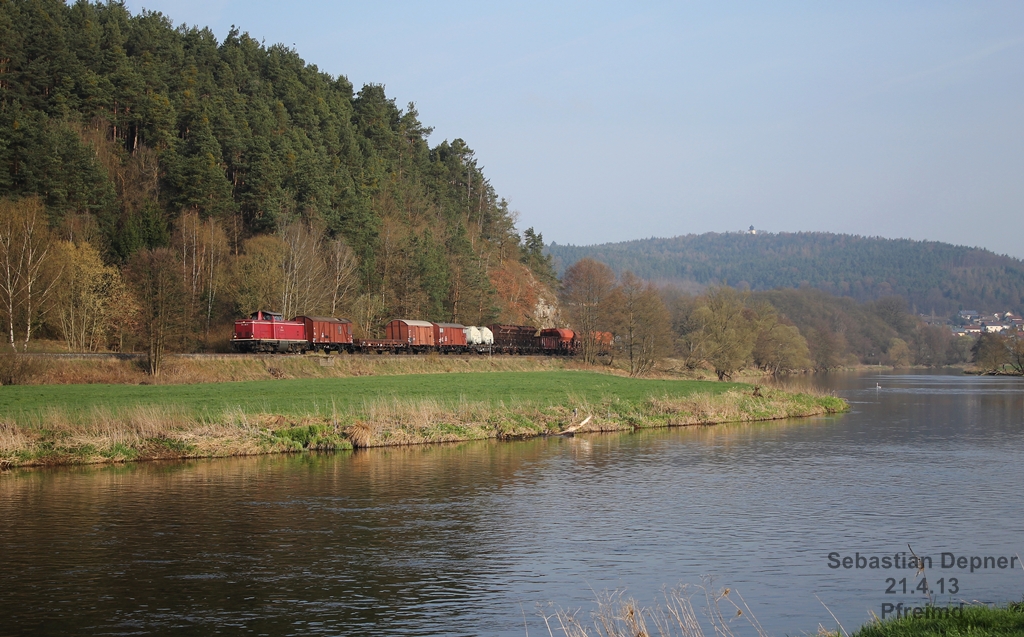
[843,602,1024,637]
[0,371,744,425]
[270,424,352,451]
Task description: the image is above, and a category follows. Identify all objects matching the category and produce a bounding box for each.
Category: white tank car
[464,325,481,345]
[479,326,494,345]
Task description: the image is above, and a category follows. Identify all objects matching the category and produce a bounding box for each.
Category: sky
[123,1,1024,258]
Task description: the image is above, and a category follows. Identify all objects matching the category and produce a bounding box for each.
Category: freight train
[230,310,610,356]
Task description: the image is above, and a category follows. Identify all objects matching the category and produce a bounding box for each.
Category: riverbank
[549,588,1024,637]
[823,601,1024,636]
[962,366,1024,376]
[0,371,846,468]
[658,359,978,381]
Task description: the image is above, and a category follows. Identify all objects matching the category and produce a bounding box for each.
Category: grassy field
[0,371,741,423]
[0,370,847,467]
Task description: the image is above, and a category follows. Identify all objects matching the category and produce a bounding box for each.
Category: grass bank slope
[21,352,575,385]
[836,602,1024,637]
[0,371,846,468]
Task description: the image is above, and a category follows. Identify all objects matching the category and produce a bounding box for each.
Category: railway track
[21,351,564,361]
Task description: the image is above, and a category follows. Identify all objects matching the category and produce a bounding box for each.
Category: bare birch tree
[326,237,358,316]
[279,221,359,318]
[351,292,385,338]
[176,211,228,344]
[233,222,359,320]
[279,220,330,318]
[0,197,60,351]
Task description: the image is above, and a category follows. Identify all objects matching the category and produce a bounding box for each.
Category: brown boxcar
[295,316,353,351]
[432,322,467,349]
[489,324,542,354]
[540,328,576,354]
[385,319,436,347]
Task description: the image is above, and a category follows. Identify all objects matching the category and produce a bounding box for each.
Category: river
[1,369,1022,636]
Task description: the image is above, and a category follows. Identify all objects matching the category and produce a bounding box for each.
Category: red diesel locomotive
[231,311,310,353]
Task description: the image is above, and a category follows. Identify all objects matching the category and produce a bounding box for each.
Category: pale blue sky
[124,1,1024,258]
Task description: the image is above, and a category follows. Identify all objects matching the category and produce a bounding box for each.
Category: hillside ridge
[547,231,1024,314]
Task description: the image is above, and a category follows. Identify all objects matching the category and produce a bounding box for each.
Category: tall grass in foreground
[0,404,284,467]
[541,583,774,637]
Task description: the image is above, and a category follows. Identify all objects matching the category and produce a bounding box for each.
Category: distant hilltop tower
[748,225,757,235]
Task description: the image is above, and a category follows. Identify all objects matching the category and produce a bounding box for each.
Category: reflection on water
[1,370,1022,636]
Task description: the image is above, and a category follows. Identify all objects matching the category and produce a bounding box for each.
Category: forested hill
[0,0,555,339]
[547,233,1024,315]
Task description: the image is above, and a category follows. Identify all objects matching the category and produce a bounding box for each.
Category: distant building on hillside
[920,313,948,326]
[748,225,757,235]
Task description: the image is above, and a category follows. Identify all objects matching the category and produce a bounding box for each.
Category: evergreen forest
[0,0,556,362]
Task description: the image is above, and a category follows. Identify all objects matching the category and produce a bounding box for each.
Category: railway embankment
[3,350,580,385]
[0,371,847,468]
